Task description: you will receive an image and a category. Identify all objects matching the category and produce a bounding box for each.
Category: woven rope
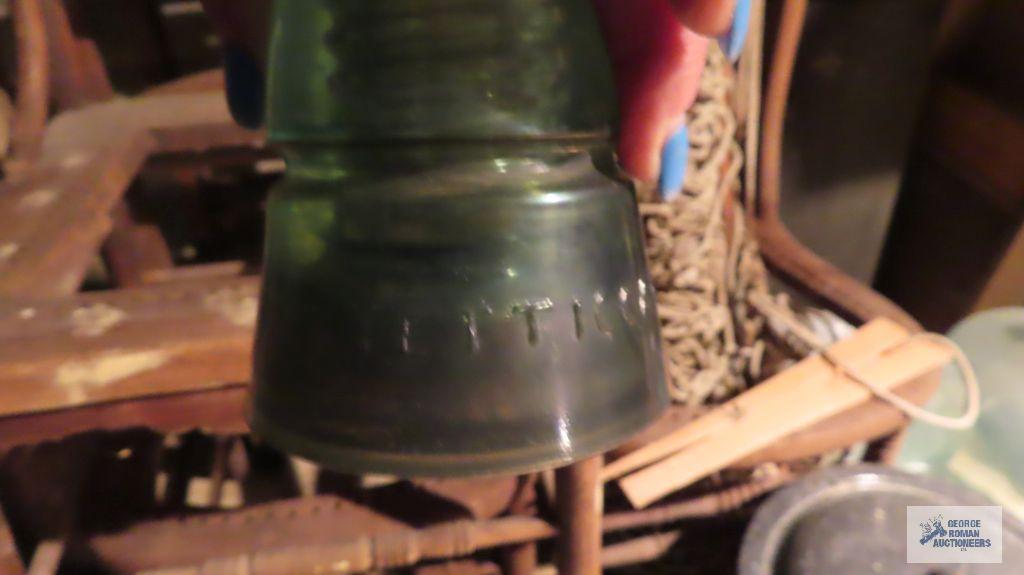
[642,45,796,406]
[648,46,981,428]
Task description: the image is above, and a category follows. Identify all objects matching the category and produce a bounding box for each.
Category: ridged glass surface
[253,0,667,476]
[266,0,616,140]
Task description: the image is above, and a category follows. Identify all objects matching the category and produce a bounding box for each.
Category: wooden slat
[617,320,954,508]
[737,369,939,466]
[0,276,258,417]
[0,386,248,451]
[603,318,910,482]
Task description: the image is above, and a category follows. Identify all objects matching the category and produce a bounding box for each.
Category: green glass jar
[251,0,667,476]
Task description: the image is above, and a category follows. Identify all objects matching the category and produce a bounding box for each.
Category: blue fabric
[719,0,751,62]
[658,124,689,200]
[224,44,266,129]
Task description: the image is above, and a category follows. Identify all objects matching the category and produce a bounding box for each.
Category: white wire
[821,332,981,431]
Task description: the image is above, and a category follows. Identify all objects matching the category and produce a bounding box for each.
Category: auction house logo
[907,506,1002,564]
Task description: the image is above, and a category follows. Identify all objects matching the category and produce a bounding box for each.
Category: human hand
[594,0,748,197]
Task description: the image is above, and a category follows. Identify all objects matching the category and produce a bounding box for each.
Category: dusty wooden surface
[0,276,257,417]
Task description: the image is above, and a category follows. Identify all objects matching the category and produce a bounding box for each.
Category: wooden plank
[0,276,258,417]
[0,386,248,451]
[737,369,939,466]
[603,318,910,481]
[618,323,954,508]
